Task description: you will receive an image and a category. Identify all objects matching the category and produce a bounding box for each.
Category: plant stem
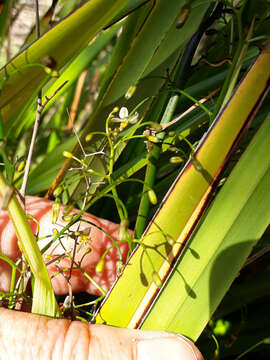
[20,91,42,197]
[20,0,42,198]
[0,173,60,317]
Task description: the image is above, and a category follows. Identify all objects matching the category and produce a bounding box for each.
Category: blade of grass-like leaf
[0,0,130,123]
[98,0,210,106]
[94,41,270,328]
[140,113,270,339]
[12,23,121,135]
[0,174,60,317]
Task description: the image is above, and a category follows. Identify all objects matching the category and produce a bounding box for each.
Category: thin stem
[20,93,42,197]
[34,0,40,38]
[20,81,68,196]
[20,0,41,198]
[173,89,212,117]
[235,339,267,360]
[78,268,106,296]
[106,114,125,220]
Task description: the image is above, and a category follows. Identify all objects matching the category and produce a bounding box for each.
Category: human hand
[0,195,130,295]
[0,196,204,360]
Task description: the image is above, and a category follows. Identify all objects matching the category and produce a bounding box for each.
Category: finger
[0,308,204,360]
[0,196,130,295]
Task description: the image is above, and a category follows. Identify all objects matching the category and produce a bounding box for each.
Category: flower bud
[128,112,139,124]
[52,201,60,224]
[111,107,119,114]
[80,233,91,243]
[17,160,26,172]
[170,156,184,164]
[118,219,129,242]
[125,85,137,99]
[147,135,159,143]
[63,203,74,216]
[148,189,157,205]
[63,151,73,159]
[176,4,190,29]
[43,66,53,75]
[96,258,105,273]
[116,260,124,274]
[85,133,93,142]
[50,70,59,78]
[53,186,63,197]
[62,214,74,222]
[52,228,59,236]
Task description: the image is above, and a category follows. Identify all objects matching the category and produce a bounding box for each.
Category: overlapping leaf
[141,114,270,339]
[46,0,211,202]
[0,0,130,123]
[94,41,270,333]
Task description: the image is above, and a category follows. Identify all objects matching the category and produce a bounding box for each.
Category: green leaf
[0,0,130,123]
[47,0,210,201]
[94,41,270,331]
[141,113,270,339]
[12,22,121,135]
[27,134,77,194]
[0,173,60,317]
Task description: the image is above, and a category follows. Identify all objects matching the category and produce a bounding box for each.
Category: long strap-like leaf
[94,41,270,330]
[0,0,130,122]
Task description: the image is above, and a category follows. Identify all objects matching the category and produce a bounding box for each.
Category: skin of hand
[0,196,204,360]
[0,196,130,295]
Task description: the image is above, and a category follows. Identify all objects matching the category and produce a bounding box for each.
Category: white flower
[119,107,129,119]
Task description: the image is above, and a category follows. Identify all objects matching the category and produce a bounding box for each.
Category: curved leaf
[0,0,130,123]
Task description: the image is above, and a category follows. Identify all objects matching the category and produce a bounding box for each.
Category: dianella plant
[0,0,269,359]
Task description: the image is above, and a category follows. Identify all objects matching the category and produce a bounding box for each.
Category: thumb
[0,308,203,360]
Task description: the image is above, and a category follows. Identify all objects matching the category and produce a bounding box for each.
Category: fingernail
[136,334,199,360]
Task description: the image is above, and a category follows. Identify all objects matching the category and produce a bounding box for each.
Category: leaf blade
[94,41,270,329]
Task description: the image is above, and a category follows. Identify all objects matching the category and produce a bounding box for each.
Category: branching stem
[20,80,68,196]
